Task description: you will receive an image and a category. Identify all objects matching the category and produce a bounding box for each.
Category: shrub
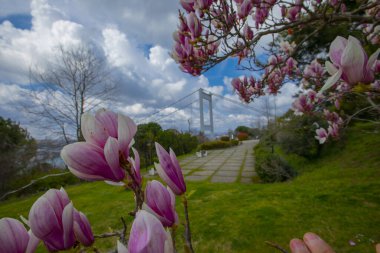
[158,130,198,156]
[199,139,239,150]
[220,135,230,141]
[199,140,231,150]
[179,133,199,154]
[254,142,296,183]
[277,113,324,158]
[230,139,239,146]
[237,132,249,141]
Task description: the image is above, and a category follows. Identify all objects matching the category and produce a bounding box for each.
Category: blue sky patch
[0,14,32,30]
[203,57,264,87]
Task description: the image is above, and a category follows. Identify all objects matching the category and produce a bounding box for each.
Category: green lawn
[0,124,379,252]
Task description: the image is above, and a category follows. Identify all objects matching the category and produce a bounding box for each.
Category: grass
[0,123,379,252]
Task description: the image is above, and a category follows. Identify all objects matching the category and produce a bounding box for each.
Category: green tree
[134,122,163,168]
[0,117,37,192]
[235,126,251,134]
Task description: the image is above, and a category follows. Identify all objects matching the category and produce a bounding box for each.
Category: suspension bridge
[136,88,272,136]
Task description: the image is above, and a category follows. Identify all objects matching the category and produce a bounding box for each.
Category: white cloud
[120,103,153,116]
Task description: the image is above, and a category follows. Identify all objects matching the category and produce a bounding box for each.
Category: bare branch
[25,43,116,142]
[0,172,70,201]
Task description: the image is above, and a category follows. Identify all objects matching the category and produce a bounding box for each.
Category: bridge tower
[198,88,214,135]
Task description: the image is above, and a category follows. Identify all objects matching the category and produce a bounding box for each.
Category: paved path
[179,140,258,183]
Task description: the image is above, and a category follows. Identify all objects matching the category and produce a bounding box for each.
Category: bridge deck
[179,140,258,183]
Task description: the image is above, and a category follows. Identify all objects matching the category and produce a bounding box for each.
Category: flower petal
[118,114,137,156]
[329,36,347,66]
[29,196,60,240]
[73,209,94,246]
[95,109,118,138]
[363,48,380,83]
[340,36,365,84]
[325,61,338,76]
[169,149,186,193]
[0,218,29,253]
[118,240,129,253]
[155,143,185,195]
[61,142,115,181]
[367,48,380,71]
[144,181,176,227]
[154,163,181,195]
[81,113,108,147]
[104,137,125,181]
[164,229,174,253]
[43,189,70,225]
[26,230,40,253]
[68,167,107,181]
[104,180,126,186]
[62,202,75,249]
[320,68,342,93]
[128,211,167,253]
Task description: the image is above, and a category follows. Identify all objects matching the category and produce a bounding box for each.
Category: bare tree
[26,44,115,143]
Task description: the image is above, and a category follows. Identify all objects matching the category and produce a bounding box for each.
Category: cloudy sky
[0,0,298,139]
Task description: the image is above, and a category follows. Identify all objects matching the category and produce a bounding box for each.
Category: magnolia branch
[199,2,378,72]
[182,195,195,253]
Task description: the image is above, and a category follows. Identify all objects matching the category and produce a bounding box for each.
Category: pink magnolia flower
[155,142,186,195]
[237,0,253,19]
[304,60,324,78]
[322,36,380,91]
[29,188,93,251]
[127,210,173,253]
[194,0,213,11]
[292,91,319,115]
[172,31,185,45]
[287,6,300,21]
[0,218,39,253]
[255,8,268,27]
[61,109,137,182]
[328,123,340,139]
[324,110,343,125]
[186,12,202,38]
[180,0,195,12]
[366,25,380,45]
[285,57,298,75]
[143,180,179,227]
[266,68,285,94]
[315,128,328,144]
[73,209,94,247]
[279,41,296,55]
[268,55,279,65]
[128,148,142,187]
[231,77,253,103]
[243,24,254,40]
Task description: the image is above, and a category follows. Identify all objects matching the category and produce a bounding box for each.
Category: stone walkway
[179,140,258,183]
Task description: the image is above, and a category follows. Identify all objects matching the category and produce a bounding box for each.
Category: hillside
[0,123,379,252]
